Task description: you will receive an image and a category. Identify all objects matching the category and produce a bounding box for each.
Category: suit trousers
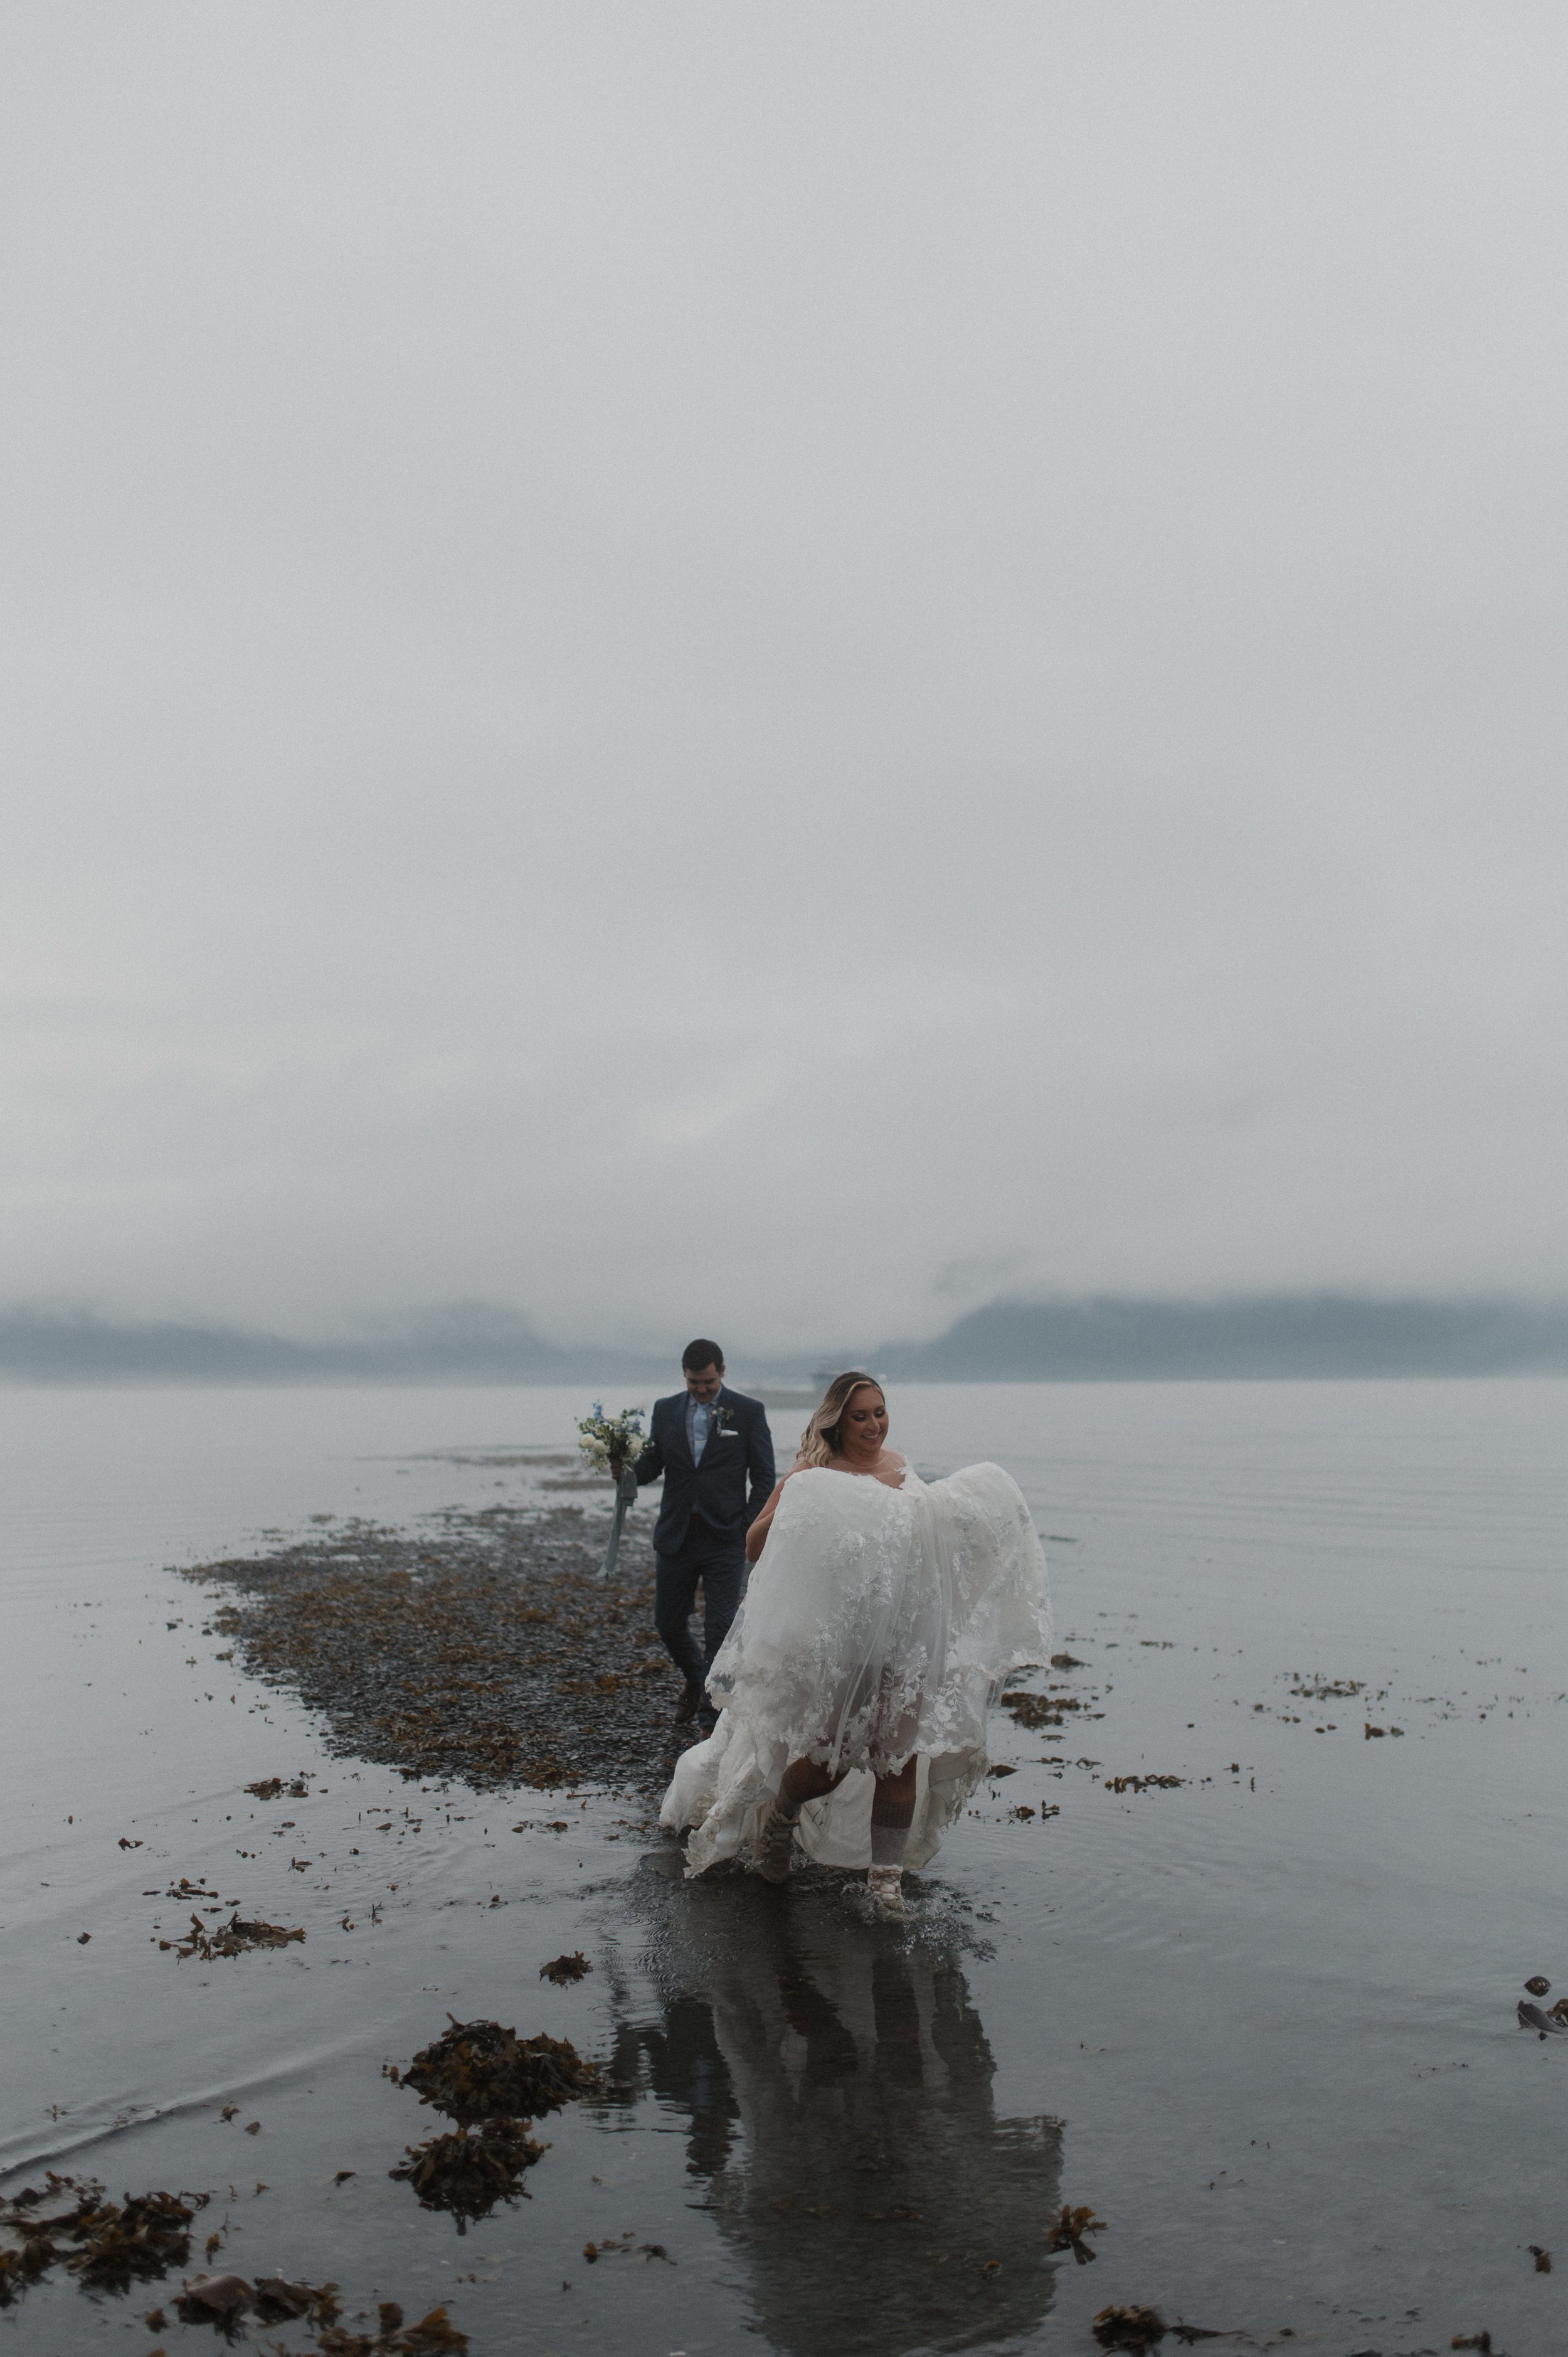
[654,1521,747,1718]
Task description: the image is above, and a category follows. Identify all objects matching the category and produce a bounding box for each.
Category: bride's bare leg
[868,1756,918,1915]
[755,1757,847,1885]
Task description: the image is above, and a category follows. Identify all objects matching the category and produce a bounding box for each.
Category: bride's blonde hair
[796,1371,884,1469]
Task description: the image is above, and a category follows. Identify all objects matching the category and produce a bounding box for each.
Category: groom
[630,1339,775,1732]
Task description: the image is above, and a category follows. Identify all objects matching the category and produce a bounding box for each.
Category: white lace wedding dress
[660,1461,1051,1877]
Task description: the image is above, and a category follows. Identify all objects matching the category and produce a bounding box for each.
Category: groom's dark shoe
[674,1677,704,1723]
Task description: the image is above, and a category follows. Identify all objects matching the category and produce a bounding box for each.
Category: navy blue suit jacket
[632,1386,776,1556]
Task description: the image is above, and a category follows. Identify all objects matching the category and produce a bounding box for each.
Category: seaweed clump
[1001,1689,1098,1730]
[1046,2203,1106,2265]
[317,2302,469,2354]
[399,2016,598,2127]
[162,1912,305,1961]
[540,1950,592,1985]
[176,2272,342,2326]
[174,2277,467,2351]
[387,2016,598,2230]
[0,2174,206,2304]
[176,2290,469,2354]
[389,2122,545,2228]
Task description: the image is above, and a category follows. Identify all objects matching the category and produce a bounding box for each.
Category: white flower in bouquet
[576,1403,647,1482]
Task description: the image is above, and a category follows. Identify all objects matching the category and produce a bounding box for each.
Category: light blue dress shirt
[686,1394,714,1464]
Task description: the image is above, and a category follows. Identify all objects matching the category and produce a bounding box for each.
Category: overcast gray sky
[3,4,1565,1356]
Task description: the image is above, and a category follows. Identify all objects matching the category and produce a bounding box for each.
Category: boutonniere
[713,1404,736,1434]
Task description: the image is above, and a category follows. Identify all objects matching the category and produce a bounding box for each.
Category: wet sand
[4,1379,1568,2356]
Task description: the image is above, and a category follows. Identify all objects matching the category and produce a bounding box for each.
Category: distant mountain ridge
[3,1293,1566,1386]
[871,1294,1568,1381]
[0,1303,666,1385]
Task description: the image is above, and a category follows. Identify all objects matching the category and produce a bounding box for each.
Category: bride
[660,1373,1051,1916]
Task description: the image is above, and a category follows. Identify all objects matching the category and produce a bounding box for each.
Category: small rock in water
[252,2277,341,2324]
[178,2273,255,2319]
[1093,2307,1166,2350]
[1523,1975,1551,1996]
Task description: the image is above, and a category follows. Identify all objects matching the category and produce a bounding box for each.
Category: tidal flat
[3,1378,1567,2356]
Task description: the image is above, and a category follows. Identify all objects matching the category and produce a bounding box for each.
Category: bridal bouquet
[578,1403,647,1582]
[576,1403,647,1484]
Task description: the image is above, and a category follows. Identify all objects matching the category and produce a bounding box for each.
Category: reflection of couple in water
[660,1370,1052,1917]
[619,1858,1063,2357]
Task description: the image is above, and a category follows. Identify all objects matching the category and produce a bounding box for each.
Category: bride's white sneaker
[755,1801,798,1885]
[867,1865,907,1918]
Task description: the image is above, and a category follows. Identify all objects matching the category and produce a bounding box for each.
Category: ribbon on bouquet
[598,1466,639,1582]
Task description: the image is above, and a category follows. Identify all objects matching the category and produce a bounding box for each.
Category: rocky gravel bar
[183,1500,692,1794]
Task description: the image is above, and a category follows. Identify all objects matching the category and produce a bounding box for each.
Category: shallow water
[3,1378,1566,2355]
